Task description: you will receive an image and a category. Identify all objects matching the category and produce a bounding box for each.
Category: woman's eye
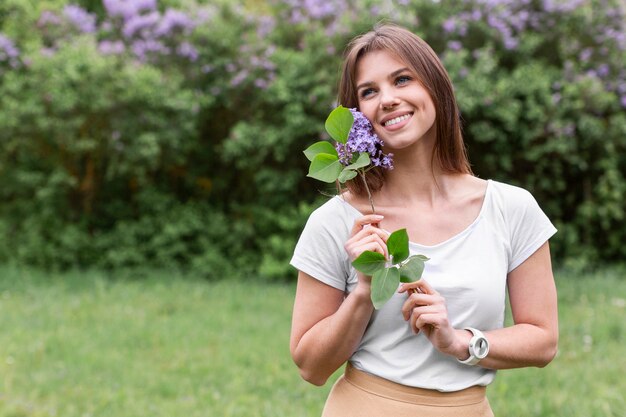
[396,75,411,85]
[360,88,375,98]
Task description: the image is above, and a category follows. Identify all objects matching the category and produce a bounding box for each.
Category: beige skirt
[322,364,494,417]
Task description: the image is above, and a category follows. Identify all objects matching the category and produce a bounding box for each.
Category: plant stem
[360,170,376,214]
[335,179,345,200]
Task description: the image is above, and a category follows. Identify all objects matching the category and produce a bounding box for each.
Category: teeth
[384,114,411,126]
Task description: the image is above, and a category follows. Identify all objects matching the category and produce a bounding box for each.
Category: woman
[290,24,558,416]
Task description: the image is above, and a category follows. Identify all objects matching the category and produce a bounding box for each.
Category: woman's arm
[400,242,558,369]
[290,214,388,386]
[477,241,559,369]
[289,272,374,386]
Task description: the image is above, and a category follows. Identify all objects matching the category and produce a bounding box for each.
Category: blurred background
[0,1,625,416]
[0,0,624,279]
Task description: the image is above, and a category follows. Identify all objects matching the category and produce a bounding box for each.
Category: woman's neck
[377,142,449,206]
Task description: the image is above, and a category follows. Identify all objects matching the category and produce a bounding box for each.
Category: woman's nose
[379,87,399,110]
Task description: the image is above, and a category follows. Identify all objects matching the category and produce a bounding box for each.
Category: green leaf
[399,256,426,283]
[325,106,354,144]
[345,152,370,170]
[387,229,410,264]
[351,251,386,275]
[303,141,338,161]
[371,267,400,309]
[307,153,342,183]
[338,168,358,183]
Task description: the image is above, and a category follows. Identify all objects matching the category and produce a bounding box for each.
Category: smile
[383,113,412,127]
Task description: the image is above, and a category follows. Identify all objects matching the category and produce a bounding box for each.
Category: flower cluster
[36,1,199,63]
[31,2,277,91]
[336,109,393,170]
[441,0,626,107]
[0,33,20,69]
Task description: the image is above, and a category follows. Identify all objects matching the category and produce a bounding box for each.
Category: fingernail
[374,215,384,219]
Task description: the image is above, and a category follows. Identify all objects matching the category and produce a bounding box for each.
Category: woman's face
[355,49,437,152]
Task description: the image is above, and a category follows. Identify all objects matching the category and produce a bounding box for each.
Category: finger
[350,215,385,235]
[354,242,388,257]
[412,313,440,334]
[346,233,388,255]
[398,279,436,295]
[349,224,390,243]
[401,293,433,320]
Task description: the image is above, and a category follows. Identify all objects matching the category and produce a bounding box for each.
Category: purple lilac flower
[104,0,156,20]
[63,5,97,33]
[155,9,195,37]
[303,0,335,19]
[0,33,20,68]
[0,33,20,60]
[38,10,62,27]
[98,40,125,55]
[443,18,456,33]
[447,40,463,51]
[176,42,198,61]
[131,38,168,61]
[257,15,275,38]
[335,109,393,170]
[123,11,160,38]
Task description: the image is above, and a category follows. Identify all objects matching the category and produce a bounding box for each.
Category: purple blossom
[256,15,275,38]
[621,95,626,108]
[176,42,198,61]
[38,10,62,27]
[123,11,160,39]
[231,70,249,87]
[579,48,593,62]
[254,78,269,89]
[0,33,20,68]
[131,38,168,61]
[335,109,393,170]
[443,18,456,33]
[63,5,97,33]
[98,40,125,55]
[155,9,195,37]
[104,0,156,20]
[0,33,19,59]
[596,64,610,78]
[447,40,463,51]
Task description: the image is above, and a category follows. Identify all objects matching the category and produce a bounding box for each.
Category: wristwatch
[458,327,490,366]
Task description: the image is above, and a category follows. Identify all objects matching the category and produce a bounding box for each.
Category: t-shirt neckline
[334,179,492,249]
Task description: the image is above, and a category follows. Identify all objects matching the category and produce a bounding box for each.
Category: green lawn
[0,266,624,416]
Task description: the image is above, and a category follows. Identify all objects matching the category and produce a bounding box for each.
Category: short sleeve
[505,187,557,273]
[290,198,353,291]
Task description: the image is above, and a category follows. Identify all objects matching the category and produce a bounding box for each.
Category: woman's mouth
[383,113,413,128]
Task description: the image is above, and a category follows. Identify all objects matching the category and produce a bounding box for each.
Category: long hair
[337,23,472,196]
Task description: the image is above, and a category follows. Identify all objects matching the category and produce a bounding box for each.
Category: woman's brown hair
[338,23,472,196]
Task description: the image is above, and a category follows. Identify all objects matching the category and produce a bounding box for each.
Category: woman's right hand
[344,215,389,285]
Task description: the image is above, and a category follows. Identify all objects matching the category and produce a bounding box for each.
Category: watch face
[474,337,489,358]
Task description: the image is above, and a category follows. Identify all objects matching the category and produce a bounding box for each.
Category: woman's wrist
[449,328,473,360]
[352,280,373,305]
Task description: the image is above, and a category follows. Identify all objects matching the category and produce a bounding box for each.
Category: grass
[0,266,624,417]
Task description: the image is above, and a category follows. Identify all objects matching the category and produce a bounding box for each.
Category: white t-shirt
[290,179,557,392]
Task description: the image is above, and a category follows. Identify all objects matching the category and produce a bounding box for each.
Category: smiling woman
[289,23,558,417]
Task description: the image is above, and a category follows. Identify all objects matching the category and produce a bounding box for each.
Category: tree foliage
[0,0,624,277]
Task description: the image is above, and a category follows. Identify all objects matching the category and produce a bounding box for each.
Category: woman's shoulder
[486,180,545,221]
[305,195,360,229]
[488,180,536,204]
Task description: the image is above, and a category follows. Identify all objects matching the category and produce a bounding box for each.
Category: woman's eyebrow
[356,67,411,91]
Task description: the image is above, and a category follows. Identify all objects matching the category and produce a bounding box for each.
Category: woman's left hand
[398,280,464,357]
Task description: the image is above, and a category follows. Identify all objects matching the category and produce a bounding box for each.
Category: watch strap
[458,327,489,366]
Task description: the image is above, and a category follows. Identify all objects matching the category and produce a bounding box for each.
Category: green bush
[0,0,624,277]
